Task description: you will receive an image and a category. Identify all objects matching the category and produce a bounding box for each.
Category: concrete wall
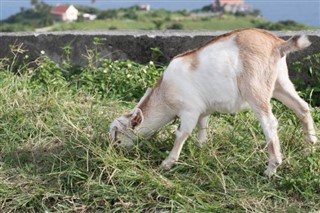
[1,30,320,66]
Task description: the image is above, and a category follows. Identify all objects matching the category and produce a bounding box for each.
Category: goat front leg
[161,112,199,170]
[260,112,282,177]
[250,100,282,177]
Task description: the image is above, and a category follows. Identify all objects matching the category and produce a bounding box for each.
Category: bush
[27,56,162,101]
[256,20,309,31]
[97,10,118,19]
[292,53,320,106]
[123,10,138,20]
[167,23,184,30]
[72,60,162,101]
[280,151,320,198]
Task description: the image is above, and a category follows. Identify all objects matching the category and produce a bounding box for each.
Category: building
[138,4,151,11]
[83,13,97,21]
[50,5,79,21]
[211,0,251,14]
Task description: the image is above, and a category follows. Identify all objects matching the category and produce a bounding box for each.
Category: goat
[110,28,317,177]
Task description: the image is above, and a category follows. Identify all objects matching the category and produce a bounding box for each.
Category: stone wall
[1,30,320,66]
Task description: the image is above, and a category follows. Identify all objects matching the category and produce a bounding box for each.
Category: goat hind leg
[197,115,209,147]
[274,80,317,144]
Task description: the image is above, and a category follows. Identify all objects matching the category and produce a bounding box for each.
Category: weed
[292,53,320,106]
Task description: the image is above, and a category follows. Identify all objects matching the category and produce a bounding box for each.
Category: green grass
[51,13,309,31]
[51,17,256,31]
[52,19,157,31]
[2,6,314,32]
[0,54,319,212]
[50,9,260,31]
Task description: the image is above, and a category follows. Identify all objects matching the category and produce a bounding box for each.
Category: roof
[219,0,244,4]
[51,5,70,15]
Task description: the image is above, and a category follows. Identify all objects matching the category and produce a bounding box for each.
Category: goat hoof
[264,167,277,177]
[196,140,206,148]
[160,158,176,170]
[305,134,318,144]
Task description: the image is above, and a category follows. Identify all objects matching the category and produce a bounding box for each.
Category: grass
[0,53,319,212]
[50,13,309,32]
[2,6,314,32]
[51,16,258,31]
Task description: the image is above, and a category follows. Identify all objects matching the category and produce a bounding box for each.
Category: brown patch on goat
[174,29,247,71]
[189,56,199,70]
[174,28,284,72]
[174,49,200,71]
[235,29,285,115]
[138,75,164,113]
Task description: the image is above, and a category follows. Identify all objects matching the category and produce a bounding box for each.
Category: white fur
[297,35,312,49]
[164,37,248,115]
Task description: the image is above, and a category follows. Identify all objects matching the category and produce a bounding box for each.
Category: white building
[50,5,79,21]
[138,4,151,11]
[211,0,251,14]
[83,13,97,21]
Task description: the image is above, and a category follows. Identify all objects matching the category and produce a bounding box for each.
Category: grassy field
[2,5,314,32]
[0,51,319,212]
[49,8,314,32]
[51,14,259,31]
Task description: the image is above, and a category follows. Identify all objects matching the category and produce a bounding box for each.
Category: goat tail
[278,35,311,57]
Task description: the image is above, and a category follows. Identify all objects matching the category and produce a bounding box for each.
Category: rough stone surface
[1,30,320,66]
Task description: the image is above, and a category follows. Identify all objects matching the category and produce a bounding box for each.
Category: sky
[0,0,320,26]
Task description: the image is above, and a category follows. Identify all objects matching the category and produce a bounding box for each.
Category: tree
[31,0,39,11]
[152,20,163,30]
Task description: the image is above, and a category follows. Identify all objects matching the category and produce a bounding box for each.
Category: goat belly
[204,96,250,114]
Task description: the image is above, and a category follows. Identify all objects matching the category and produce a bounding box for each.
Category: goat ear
[130,108,144,129]
[135,87,152,109]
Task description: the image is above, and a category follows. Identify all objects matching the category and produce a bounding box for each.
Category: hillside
[0,3,313,32]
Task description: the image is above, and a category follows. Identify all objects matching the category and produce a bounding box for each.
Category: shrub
[167,23,184,30]
[31,55,66,90]
[97,10,118,19]
[280,151,320,198]
[255,20,309,31]
[123,10,138,20]
[292,53,320,106]
[24,52,162,101]
[152,20,164,30]
[72,60,162,101]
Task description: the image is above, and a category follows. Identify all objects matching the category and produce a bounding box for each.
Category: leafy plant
[167,23,184,30]
[280,151,320,199]
[72,59,162,101]
[255,19,310,30]
[20,39,162,101]
[31,55,66,89]
[292,53,320,106]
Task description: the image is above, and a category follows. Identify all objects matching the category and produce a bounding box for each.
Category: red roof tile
[219,0,244,4]
[51,5,70,15]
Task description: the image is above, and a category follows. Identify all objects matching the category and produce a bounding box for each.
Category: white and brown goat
[110,28,317,176]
